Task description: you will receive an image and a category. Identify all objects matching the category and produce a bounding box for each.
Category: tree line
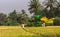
[0,10,29,26]
[0,0,60,26]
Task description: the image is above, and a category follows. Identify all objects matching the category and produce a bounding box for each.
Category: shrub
[45,18,54,26]
[25,22,42,27]
[45,22,53,26]
[54,17,60,25]
[25,22,34,27]
[7,19,19,26]
[35,22,42,27]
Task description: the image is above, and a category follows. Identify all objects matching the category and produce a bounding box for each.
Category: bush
[25,23,34,27]
[25,22,42,27]
[45,22,53,26]
[7,19,19,26]
[35,22,42,27]
[54,17,60,25]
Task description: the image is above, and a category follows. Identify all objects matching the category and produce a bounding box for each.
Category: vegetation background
[0,0,60,26]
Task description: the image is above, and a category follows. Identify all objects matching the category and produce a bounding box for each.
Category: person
[21,24,24,28]
[42,23,45,27]
[42,21,45,27]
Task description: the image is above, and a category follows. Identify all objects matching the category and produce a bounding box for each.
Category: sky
[0,0,44,15]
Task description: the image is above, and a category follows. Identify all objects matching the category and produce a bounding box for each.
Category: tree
[17,13,22,24]
[8,10,18,21]
[55,1,60,17]
[0,13,7,25]
[21,10,28,24]
[28,0,43,15]
[8,10,19,26]
[43,0,58,18]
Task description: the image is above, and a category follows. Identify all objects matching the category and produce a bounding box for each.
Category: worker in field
[21,24,24,28]
[42,21,45,27]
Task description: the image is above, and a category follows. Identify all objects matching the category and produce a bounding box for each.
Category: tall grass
[24,26,60,37]
[0,26,60,37]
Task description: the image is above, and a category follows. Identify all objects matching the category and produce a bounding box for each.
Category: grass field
[0,26,60,37]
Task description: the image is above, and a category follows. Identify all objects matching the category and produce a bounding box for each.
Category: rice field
[0,26,34,37]
[0,26,60,37]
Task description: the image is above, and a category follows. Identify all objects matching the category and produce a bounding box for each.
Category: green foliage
[45,22,53,26]
[25,23,34,27]
[25,22,42,27]
[54,17,60,25]
[9,10,17,21]
[34,22,42,27]
[6,10,19,26]
[20,9,29,24]
[34,15,41,20]
[28,0,43,14]
[28,19,34,22]
[43,0,58,18]
[0,13,7,26]
[6,19,19,26]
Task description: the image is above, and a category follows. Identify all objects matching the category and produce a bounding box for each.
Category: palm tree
[28,0,43,15]
[56,1,60,17]
[43,0,58,18]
